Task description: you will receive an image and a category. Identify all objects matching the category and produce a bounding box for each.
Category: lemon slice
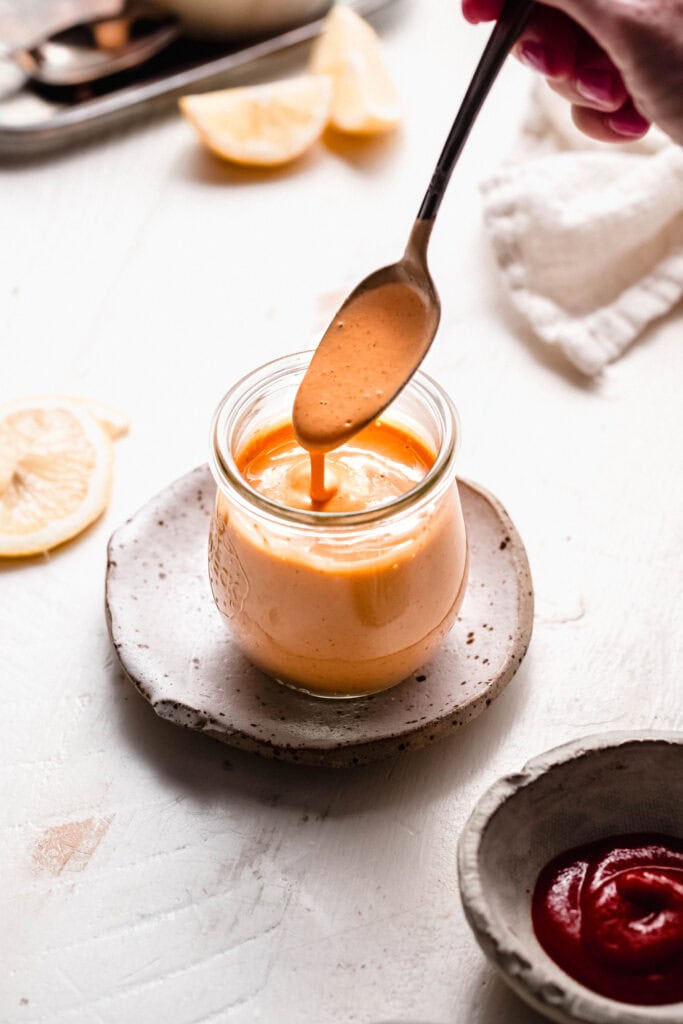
[73,397,131,440]
[179,75,333,167]
[309,5,400,135]
[0,397,115,557]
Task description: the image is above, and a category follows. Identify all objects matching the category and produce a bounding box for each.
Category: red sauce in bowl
[532,834,683,1005]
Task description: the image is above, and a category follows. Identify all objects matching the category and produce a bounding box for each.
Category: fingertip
[571,104,649,143]
[571,105,620,142]
[461,1,479,24]
[515,8,579,81]
[605,103,651,139]
[461,0,503,24]
[517,40,550,74]
[575,68,627,112]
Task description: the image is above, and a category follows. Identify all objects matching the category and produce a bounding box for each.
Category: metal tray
[0,0,399,157]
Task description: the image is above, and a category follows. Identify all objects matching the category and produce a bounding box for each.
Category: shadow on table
[106,645,534,822]
[321,126,402,173]
[175,121,401,188]
[175,141,327,188]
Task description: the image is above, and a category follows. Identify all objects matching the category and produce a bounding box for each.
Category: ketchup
[532,834,683,1005]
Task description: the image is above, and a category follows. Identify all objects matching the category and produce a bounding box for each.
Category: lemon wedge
[179,75,333,167]
[0,397,115,557]
[309,5,400,135]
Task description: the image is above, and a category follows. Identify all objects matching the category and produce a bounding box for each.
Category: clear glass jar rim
[210,351,461,528]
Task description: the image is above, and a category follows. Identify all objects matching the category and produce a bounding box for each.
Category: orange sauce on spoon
[293,278,439,502]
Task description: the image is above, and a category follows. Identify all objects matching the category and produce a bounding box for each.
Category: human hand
[462,0,683,144]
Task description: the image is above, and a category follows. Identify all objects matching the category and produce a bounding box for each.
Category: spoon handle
[416,0,536,224]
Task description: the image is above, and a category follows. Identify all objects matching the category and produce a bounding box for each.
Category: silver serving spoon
[3,1,180,87]
[293,0,536,453]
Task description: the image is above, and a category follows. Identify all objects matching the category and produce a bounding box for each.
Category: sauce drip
[532,833,683,1006]
[292,279,438,459]
[308,450,335,504]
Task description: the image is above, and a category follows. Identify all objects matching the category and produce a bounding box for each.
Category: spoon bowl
[293,220,438,451]
[9,1,180,87]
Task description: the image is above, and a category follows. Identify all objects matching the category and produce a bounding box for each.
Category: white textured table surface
[1,2,682,1022]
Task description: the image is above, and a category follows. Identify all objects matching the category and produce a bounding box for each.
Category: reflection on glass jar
[209,353,468,698]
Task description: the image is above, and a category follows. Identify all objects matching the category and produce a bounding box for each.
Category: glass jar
[209,353,468,698]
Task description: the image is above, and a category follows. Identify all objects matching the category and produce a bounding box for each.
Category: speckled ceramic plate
[105,465,533,766]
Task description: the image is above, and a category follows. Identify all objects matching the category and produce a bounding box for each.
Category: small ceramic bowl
[458,731,683,1024]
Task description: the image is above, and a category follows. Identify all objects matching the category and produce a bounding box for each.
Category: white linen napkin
[481,84,683,375]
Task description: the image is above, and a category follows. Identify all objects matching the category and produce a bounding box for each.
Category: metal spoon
[293,0,536,452]
[3,1,180,87]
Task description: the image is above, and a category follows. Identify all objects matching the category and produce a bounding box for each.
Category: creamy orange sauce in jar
[209,354,468,698]
[239,420,434,512]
